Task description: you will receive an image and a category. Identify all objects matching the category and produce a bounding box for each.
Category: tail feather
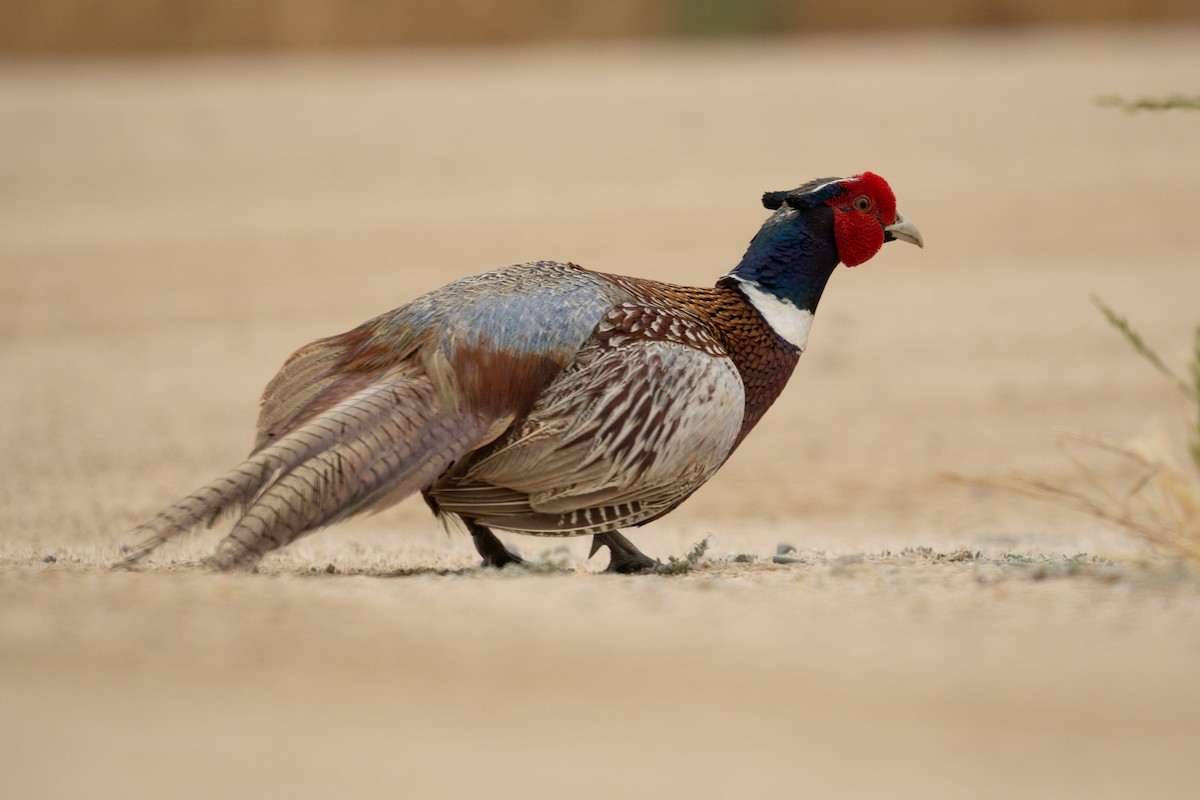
[120,459,275,565]
[205,409,492,569]
[122,369,482,567]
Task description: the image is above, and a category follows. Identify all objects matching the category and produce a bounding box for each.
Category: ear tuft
[785,177,846,211]
[761,190,789,210]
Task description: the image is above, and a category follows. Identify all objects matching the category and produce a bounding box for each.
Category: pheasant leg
[590,531,659,574]
[464,519,524,568]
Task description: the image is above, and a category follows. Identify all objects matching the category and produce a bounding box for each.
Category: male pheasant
[123,172,922,573]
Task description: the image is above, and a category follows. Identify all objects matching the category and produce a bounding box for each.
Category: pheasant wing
[432,314,745,535]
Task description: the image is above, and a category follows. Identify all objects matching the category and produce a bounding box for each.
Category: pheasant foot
[465,519,524,568]
[590,531,659,574]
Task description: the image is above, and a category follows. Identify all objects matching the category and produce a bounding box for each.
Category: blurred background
[4,4,1200,800]
[2,0,1198,53]
[3,0,1197,543]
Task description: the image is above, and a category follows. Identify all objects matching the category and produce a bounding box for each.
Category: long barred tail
[121,453,282,566]
[122,368,495,570]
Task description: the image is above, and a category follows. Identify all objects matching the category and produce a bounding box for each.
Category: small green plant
[504,546,576,574]
[937,548,982,563]
[657,537,711,575]
[1097,94,1200,113]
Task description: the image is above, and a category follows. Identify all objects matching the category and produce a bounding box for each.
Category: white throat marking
[730,278,815,352]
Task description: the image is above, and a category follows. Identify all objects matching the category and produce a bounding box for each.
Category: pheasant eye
[853,195,872,213]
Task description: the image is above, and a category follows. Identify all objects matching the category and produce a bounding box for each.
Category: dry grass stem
[958,299,1200,563]
[954,430,1200,564]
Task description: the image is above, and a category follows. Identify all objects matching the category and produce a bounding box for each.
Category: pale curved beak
[884,212,924,248]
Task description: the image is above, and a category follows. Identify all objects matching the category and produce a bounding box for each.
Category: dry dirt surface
[3,28,1200,799]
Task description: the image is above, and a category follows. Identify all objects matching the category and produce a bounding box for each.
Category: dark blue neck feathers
[720,204,840,313]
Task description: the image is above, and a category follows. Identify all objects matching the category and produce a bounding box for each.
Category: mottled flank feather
[431,331,745,535]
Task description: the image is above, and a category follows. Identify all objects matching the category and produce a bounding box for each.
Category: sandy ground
[3,27,1200,799]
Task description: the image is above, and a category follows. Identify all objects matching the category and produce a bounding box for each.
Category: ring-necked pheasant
[123,172,922,573]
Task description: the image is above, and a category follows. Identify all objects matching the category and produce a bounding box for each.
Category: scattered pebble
[775,542,797,556]
[42,554,57,563]
[772,555,805,565]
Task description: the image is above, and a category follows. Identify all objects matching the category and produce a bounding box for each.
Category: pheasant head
[723,172,922,350]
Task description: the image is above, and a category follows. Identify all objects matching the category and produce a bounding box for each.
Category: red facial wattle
[826,172,898,268]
